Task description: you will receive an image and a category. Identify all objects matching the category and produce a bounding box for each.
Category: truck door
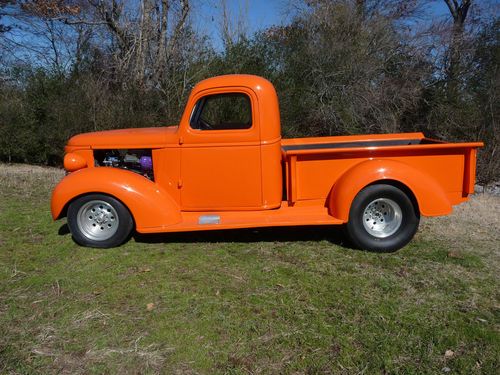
[180,89,263,210]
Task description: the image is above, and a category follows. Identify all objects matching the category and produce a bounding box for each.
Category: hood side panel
[67,126,179,149]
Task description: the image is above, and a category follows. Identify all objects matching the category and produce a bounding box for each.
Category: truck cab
[176,75,282,210]
[52,74,483,252]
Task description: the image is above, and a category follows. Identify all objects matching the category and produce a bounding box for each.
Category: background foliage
[0,0,498,182]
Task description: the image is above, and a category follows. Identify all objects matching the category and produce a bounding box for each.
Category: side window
[190,93,252,130]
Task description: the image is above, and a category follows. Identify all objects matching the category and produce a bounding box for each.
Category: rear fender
[329,159,452,222]
[51,168,181,231]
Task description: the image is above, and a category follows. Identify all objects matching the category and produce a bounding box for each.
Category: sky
[195,0,292,44]
[194,0,457,47]
[1,1,467,43]
[1,0,292,55]
[2,0,492,65]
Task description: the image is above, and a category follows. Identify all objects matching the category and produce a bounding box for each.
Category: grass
[0,163,498,374]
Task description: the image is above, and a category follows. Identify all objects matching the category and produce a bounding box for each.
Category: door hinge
[177,179,183,188]
[179,136,184,145]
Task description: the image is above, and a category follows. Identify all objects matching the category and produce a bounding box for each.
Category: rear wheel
[345,184,419,252]
[67,194,134,248]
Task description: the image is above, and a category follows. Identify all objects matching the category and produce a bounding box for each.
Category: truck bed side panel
[294,151,465,203]
[282,140,482,219]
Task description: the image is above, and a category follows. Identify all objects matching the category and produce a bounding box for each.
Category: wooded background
[0,0,498,182]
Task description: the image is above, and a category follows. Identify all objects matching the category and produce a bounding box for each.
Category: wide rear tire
[345,184,419,252]
[67,194,134,248]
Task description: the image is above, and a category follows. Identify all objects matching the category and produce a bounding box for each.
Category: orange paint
[51,167,181,231]
[63,152,87,172]
[51,74,483,235]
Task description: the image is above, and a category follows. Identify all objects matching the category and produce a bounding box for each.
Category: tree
[468,18,499,181]
[443,0,472,88]
[1,0,15,34]
[258,0,431,137]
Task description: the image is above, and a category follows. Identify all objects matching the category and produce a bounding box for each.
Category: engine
[94,149,154,181]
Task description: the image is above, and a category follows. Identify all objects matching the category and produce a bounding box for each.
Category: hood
[67,126,179,149]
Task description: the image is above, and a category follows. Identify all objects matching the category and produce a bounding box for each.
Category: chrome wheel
[76,200,120,241]
[346,184,419,252]
[362,198,402,238]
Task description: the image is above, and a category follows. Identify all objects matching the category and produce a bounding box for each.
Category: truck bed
[281,132,483,209]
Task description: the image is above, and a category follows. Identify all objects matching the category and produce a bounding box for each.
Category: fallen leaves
[146,303,155,311]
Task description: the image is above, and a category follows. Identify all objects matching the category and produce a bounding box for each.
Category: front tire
[67,194,134,248]
[345,184,419,252]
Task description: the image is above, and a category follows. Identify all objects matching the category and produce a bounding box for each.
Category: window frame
[189,92,254,132]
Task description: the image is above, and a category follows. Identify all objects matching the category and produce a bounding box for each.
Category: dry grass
[0,163,64,199]
[420,194,500,268]
[0,163,64,181]
[0,164,498,374]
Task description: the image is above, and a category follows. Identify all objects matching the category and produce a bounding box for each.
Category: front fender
[329,159,452,222]
[51,168,181,232]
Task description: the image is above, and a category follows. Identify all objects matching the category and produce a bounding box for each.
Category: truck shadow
[133,225,349,247]
[58,224,353,248]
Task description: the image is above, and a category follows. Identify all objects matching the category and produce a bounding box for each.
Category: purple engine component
[139,156,153,171]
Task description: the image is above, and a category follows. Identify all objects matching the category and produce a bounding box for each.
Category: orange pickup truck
[51,75,483,251]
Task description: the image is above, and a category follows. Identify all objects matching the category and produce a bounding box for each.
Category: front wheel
[345,184,419,252]
[67,194,134,248]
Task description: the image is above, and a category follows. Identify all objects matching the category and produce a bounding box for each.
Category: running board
[137,204,343,233]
